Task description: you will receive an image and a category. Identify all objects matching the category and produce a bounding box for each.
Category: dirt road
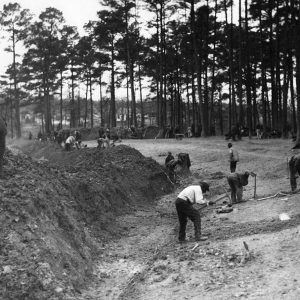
[68,137,300,299]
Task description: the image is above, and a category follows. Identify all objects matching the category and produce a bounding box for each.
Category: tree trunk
[60,70,63,127]
[12,30,21,138]
[208,0,216,132]
[294,5,300,146]
[90,73,94,128]
[155,4,161,127]
[269,0,277,130]
[289,0,296,134]
[70,64,76,128]
[110,44,116,128]
[125,2,137,128]
[275,0,282,130]
[84,76,88,128]
[126,65,130,126]
[230,0,237,125]
[77,91,81,127]
[99,74,104,127]
[190,0,206,137]
[259,6,267,134]
[245,0,252,138]
[238,0,244,125]
[218,89,223,135]
[224,0,232,133]
[138,63,144,127]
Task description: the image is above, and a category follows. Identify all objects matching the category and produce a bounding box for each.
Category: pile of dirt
[0,145,173,299]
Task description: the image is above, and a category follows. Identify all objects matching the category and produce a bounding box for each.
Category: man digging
[175,182,213,243]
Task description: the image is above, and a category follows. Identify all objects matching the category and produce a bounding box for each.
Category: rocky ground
[0,142,172,299]
[3,136,300,299]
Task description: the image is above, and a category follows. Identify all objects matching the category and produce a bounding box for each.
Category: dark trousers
[289,159,300,191]
[175,198,201,241]
[230,161,237,173]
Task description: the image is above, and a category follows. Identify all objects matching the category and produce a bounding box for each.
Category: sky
[0,0,101,78]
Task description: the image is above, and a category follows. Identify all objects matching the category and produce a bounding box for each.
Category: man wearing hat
[175,182,212,242]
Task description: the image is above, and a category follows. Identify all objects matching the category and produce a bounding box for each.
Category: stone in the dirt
[216,206,233,214]
[55,287,63,293]
[279,213,290,221]
[3,265,12,274]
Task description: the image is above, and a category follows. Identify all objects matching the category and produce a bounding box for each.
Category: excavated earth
[2,137,300,299]
[0,143,172,299]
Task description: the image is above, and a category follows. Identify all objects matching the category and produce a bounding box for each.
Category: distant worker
[65,135,75,151]
[28,131,33,140]
[165,152,177,182]
[228,142,239,173]
[227,171,254,205]
[289,155,300,191]
[37,131,43,141]
[97,130,110,149]
[165,151,174,166]
[175,182,213,243]
[256,124,262,139]
[187,126,192,138]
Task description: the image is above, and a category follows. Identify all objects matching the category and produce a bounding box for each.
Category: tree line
[1,0,300,144]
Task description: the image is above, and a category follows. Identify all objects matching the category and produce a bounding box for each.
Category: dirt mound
[0,145,173,299]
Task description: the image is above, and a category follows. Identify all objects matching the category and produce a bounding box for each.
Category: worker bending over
[175,182,213,243]
[227,171,254,205]
[289,155,300,191]
[65,135,75,151]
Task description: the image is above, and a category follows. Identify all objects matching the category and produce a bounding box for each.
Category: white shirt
[177,185,206,205]
[66,136,75,144]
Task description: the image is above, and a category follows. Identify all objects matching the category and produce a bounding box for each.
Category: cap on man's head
[199,181,210,193]
[228,143,232,148]
[168,151,172,155]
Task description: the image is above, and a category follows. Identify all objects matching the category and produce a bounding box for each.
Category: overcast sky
[0,1,238,99]
[0,0,101,77]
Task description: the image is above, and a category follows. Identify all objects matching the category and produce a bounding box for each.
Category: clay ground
[64,137,300,300]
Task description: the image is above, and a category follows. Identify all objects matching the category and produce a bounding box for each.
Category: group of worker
[170,142,255,243]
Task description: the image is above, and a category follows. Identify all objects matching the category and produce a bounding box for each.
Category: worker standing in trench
[175,182,213,243]
[288,155,300,191]
[228,142,239,173]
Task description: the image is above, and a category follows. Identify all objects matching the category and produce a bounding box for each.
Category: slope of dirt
[0,144,173,299]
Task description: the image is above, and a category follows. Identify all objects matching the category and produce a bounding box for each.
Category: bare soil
[0,142,172,299]
[3,136,300,299]
[73,137,300,300]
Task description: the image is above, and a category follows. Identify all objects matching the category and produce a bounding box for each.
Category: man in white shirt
[175,182,212,242]
[65,135,75,151]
